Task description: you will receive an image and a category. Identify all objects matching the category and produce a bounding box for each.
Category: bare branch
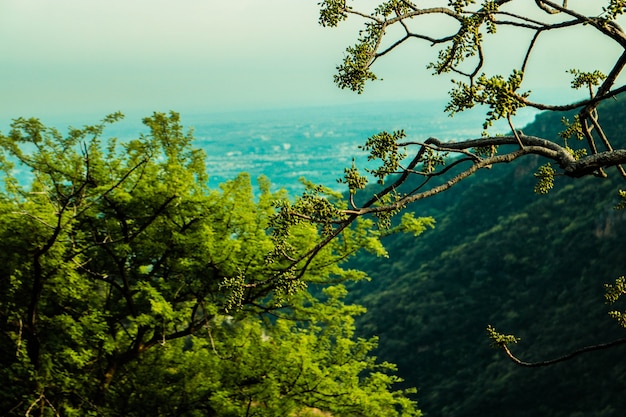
[501,337,626,367]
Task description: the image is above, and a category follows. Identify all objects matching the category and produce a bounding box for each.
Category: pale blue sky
[1,0,372,120]
[1,0,624,121]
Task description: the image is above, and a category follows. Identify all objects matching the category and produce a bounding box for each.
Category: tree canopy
[0,112,419,416]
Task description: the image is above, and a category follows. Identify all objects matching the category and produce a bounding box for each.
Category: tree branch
[500,337,626,367]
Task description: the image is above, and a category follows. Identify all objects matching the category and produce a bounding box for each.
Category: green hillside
[347,98,626,416]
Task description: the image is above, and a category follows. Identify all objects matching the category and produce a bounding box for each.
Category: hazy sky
[1,0,367,120]
[1,0,624,121]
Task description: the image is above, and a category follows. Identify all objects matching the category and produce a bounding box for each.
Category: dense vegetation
[4,1,626,416]
[346,96,626,417]
[0,112,419,416]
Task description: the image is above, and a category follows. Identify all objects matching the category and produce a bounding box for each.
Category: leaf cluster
[318,0,349,27]
[447,70,529,129]
[361,130,407,183]
[605,276,626,327]
[602,0,626,20]
[533,163,555,194]
[486,324,521,348]
[568,69,607,91]
[334,32,380,93]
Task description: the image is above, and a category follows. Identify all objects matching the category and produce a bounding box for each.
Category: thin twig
[501,337,626,367]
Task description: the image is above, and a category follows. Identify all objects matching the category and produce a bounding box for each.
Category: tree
[314,0,626,191]
[262,0,626,364]
[0,112,419,416]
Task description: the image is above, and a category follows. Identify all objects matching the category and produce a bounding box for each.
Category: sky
[1,0,372,120]
[1,0,624,122]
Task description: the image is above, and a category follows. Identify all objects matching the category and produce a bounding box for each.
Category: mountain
[346,97,626,417]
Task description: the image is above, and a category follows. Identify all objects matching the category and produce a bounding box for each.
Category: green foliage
[559,115,585,142]
[533,163,556,194]
[605,276,626,304]
[334,39,379,93]
[472,144,498,158]
[0,113,419,416]
[324,0,507,95]
[394,212,436,237]
[446,70,529,129]
[318,0,349,27]
[605,276,626,327]
[373,0,413,18]
[421,147,447,173]
[449,0,477,14]
[371,191,406,231]
[323,0,416,92]
[107,286,420,417]
[486,325,521,348]
[568,69,607,91]
[426,0,507,73]
[566,146,587,161]
[361,130,407,183]
[339,160,369,194]
[428,15,482,74]
[602,0,626,20]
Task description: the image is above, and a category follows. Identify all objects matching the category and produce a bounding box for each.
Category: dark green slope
[347,98,626,417]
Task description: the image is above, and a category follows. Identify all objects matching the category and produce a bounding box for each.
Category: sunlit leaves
[447,70,529,129]
[449,0,476,14]
[559,115,585,142]
[565,146,587,161]
[534,163,556,194]
[472,144,498,158]
[362,130,407,183]
[373,0,413,17]
[428,15,483,75]
[486,324,521,348]
[602,0,626,20]
[568,69,607,92]
[427,1,504,74]
[0,112,419,415]
[395,212,436,237]
[323,0,423,92]
[422,147,447,173]
[605,276,626,303]
[112,285,420,416]
[482,0,501,33]
[219,273,247,313]
[339,161,369,194]
[318,0,349,27]
[605,276,626,327]
[335,42,379,93]
[271,181,347,242]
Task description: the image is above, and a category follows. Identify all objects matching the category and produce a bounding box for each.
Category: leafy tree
[313,0,626,195]
[336,104,626,417]
[272,0,626,364]
[0,112,419,416]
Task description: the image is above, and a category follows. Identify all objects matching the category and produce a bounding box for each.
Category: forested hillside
[347,97,626,417]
